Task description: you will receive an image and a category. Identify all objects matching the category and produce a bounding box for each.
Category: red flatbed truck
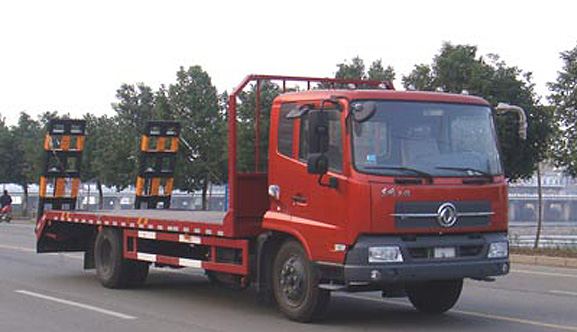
[36,74,525,322]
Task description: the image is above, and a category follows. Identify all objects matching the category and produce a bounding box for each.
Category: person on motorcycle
[1,190,12,209]
[0,190,12,223]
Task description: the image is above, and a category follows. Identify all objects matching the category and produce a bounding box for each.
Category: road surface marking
[512,269,577,279]
[550,290,577,297]
[338,293,577,332]
[0,244,82,259]
[16,290,137,320]
[0,244,36,253]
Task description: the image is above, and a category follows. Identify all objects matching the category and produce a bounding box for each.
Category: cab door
[290,104,348,261]
[267,101,348,261]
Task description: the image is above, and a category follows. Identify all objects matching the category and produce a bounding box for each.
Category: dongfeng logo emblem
[437,202,458,228]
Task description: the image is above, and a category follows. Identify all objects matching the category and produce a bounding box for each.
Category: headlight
[369,246,403,263]
[488,241,508,258]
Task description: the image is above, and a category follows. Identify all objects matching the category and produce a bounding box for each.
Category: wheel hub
[279,256,306,304]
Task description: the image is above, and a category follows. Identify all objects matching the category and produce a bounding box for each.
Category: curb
[511,254,577,269]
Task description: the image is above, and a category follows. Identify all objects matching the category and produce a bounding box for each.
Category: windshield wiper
[363,166,433,183]
[435,166,491,177]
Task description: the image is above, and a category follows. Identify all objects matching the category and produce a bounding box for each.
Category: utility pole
[534,162,543,249]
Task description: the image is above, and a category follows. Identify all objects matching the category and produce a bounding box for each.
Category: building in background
[509,163,577,224]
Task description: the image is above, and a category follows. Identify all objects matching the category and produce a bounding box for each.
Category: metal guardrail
[509,235,577,248]
[510,222,577,227]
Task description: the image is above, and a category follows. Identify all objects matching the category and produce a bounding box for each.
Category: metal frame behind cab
[226,74,393,236]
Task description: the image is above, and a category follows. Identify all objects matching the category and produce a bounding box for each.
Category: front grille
[394,201,492,229]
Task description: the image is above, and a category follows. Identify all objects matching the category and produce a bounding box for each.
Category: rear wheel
[272,240,329,322]
[405,279,463,314]
[94,228,149,288]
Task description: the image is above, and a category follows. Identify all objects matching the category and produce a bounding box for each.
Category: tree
[10,112,43,216]
[110,83,156,190]
[236,80,281,173]
[367,59,396,82]
[335,56,366,80]
[82,114,121,209]
[402,42,556,181]
[434,44,480,93]
[0,115,14,184]
[402,64,437,91]
[548,43,577,175]
[322,57,396,88]
[167,66,226,210]
[153,85,172,121]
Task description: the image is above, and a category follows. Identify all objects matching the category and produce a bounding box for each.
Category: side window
[299,109,343,173]
[278,104,295,158]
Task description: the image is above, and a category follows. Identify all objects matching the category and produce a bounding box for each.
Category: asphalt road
[1,222,577,332]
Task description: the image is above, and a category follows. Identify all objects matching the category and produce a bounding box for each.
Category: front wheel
[272,240,329,322]
[405,279,463,314]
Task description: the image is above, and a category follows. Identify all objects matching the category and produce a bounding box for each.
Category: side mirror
[307,110,329,174]
[496,103,528,140]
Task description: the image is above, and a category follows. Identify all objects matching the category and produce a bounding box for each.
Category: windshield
[352,101,502,177]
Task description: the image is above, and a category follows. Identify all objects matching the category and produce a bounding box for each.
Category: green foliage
[82,114,126,186]
[336,56,366,80]
[236,80,281,173]
[109,83,156,190]
[153,85,172,121]
[402,64,437,91]
[167,66,226,197]
[0,116,14,183]
[402,42,556,180]
[548,43,577,176]
[367,59,396,82]
[434,43,480,93]
[10,112,43,187]
[323,57,396,88]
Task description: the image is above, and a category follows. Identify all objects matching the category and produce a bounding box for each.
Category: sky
[0,0,575,126]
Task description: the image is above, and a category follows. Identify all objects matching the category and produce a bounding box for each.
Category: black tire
[405,279,463,314]
[272,240,329,322]
[94,228,149,288]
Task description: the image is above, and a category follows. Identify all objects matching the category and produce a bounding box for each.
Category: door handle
[291,195,308,206]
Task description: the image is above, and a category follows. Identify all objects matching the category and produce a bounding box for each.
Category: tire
[94,228,149,288]
[272,240,329,322]
[405,279,463,314]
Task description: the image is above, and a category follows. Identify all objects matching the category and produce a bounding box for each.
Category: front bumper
[319,232,509,288]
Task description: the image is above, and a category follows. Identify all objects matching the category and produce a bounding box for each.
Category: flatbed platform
[83,209,226,224]
[40,209,231,237]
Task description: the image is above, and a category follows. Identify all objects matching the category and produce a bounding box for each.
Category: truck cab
[263,89,511,317]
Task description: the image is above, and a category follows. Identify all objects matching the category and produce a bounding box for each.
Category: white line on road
[512,269,577,279]
[0,244,83,259]
[550,290,577,297]
[338,293,577,331]
[15,290,137,320]
[0,244,36,253]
